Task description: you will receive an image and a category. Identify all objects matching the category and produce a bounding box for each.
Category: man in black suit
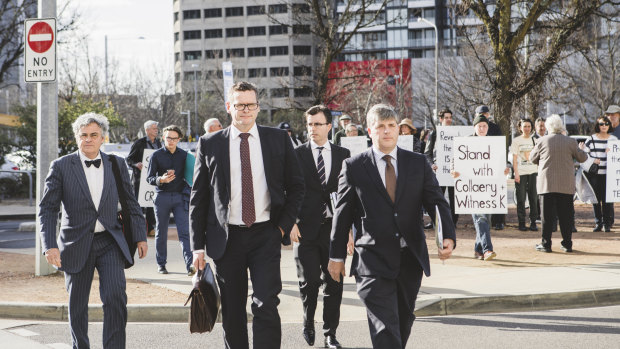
[126,120,162,236]
[328,104,456,348]
[190,81,305,349]
[291,105,350,348]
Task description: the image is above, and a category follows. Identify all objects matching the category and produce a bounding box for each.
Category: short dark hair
[162,125,184,139]
[305,105,332,124]
[535,117,546,124]
[518,118,533,129]
[227,81,258,103]
[438,108,452,119]
[594,116,614,133]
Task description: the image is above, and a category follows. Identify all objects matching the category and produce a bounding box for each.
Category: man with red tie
[190,81,305,348]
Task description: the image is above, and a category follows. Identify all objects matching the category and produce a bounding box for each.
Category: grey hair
[72,112,109,137]
[346,124,358,131]
[203,118,221,133]
[144,120,158,130]
[545,114,565,134]
[366,104,399,128]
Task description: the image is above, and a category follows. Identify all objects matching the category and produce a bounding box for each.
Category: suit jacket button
[394,213,398,217]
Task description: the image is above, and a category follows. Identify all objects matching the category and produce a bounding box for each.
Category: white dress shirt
[229,123,271,225]
[79,151,106,233]
[372,145,406,248]
[310,139,332,181]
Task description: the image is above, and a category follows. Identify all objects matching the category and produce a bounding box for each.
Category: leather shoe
[593,224,603,232]
[494,223,504,230]
[302,327,315,346]
[529,223,538,231]
[535,244,551,253]
[604,225,611,232]
[518,222,527,231]
[325,335,342,349]
[158,266,168,274]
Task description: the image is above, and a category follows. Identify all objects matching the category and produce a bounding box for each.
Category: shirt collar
[310,139,331,151]
[372,145,397,162]
[231,123,259,140]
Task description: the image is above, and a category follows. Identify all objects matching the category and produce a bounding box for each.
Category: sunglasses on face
[598,122,610,126]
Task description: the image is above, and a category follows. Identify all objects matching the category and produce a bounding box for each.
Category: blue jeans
[153,191,193,271]
[472,213,493,254]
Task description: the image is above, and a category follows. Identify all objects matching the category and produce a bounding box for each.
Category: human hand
[514,174,520,183]
[136,162,143,171]
[279,226,285,238]
[45,248,61,268]
[347,231,354,256]
[193,252,206,271]
[594,158,601,165]
[578,142,585,150]
[137,241,148,258]
[432,164,438,171]
[504,167,510,176]
[438,239,454,261]
[327,260,346,283]
[290,224,301,243]
[450,170,460,178]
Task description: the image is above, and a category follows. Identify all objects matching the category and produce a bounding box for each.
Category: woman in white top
[580,116,618,232]
[511,118,539,231]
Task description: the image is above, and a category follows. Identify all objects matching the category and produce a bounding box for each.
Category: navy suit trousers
[64,231,127,349]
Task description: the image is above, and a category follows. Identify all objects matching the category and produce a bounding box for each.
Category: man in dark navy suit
[291,105,350,348]
[39,113,147,349]
[190,81,305,349]
[328,104,456,349]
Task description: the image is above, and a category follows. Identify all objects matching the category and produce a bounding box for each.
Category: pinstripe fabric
[39,151,145,349]
[529,134,588,195]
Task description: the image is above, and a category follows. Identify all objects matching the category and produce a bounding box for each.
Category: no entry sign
[24,18,56,82]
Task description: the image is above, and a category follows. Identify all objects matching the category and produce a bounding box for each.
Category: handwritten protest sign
[397,135,414,152]
[606,140,620,202]
[340,136,368,156]
[137,149,156,207]
[434,126,473,186]
[452,136,507,214]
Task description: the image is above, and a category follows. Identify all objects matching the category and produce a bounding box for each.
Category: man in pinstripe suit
[39,113,148,349]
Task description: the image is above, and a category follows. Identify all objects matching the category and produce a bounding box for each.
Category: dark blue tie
[85,159,101,168]
[317,147,328,218]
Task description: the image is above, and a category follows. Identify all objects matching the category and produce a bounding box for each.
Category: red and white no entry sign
[27,21,55,54]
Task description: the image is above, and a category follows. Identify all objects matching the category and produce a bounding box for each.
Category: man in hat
[605,105,620,139]
[279,121,302,146]
[333,114,355,146]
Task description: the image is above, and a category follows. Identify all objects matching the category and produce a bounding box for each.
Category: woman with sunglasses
[579,116,617,232]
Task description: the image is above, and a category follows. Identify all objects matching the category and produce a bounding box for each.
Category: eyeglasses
[307,122,330,127]
[166,137,180,141]
[233,103,259,111]
[598,122,610,126]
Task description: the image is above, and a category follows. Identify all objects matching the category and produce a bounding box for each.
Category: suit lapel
[221,127,231,194]
[326,145,341,187]
[100,152,113,210]
[70,151,96,210]
[258,126,273,184]
[362,149,393,205]
[394,148,406,205]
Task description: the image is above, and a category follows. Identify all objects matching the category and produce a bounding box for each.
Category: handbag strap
[109,155,129,213]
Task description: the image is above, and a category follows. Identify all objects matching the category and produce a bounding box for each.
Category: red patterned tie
[239,133,255,226]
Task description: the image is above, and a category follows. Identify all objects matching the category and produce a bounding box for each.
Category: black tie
[85,159,101,168]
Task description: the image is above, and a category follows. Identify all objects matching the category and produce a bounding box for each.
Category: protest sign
[397,135,414,152]
[434,126,473,186]
[137,149,156,207]
[606,140,620,202]
[340,136,368,156]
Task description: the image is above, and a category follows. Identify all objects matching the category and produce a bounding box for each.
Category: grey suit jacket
[530,134,587,195]
[39,151,146,273]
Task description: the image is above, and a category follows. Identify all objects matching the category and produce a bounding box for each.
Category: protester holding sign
[510,118,539,232]
[530,115,587,253]
[398,118,422,153]
[579,116,617,232]
[451,115,509,261]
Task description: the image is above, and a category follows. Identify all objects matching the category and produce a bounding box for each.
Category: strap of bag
[109,155,129,214]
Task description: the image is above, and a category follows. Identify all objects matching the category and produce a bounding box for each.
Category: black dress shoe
[593,224,603,232]
[604,225,611,232]
[302,327,315,346]
[157,266,168,274]
[518,222,527,231]
[529,223,538,231]
[424,222,433,229]
[535,244,551,253]
[325,335,342,349]
[494,223,504,230]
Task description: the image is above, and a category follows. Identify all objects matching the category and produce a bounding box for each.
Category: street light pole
[181,110,191,150]
[191,63,199,141]
[418,17,438,128]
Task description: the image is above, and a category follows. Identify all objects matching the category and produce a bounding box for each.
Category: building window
[184,71,202,80]
[205,49,223,59]
[294,66,311,76]
[183,10,201,19]
[269,4,287,14]
[292,3,310,14]
[293,46,311,55]
[173,12,178,22]
[184,51,202,60]
[183,30,201,40]
[270,46,288,56]
[293,25,311,35]
[226,27,244,37]
[294,87,312,97]
[235,69,246,78]
[205,70,224,79]
[226,48,245,58]
[174,32,179,42]
[248,68,267,77]
[247,5,265,15]
[174,52,180,62]
[175,72,180,83]
[270,67,289,76]
[248,47,267,57]
[204,29,223,39]
[247,26,266,36]
[204,8,222,18]
[269,25,288,35]
[225,7,243,17]
[271,88,290,98]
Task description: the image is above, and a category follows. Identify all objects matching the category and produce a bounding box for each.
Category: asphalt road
[0,220,34,252]
[3,305,620,349]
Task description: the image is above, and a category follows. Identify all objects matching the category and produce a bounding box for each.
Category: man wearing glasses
[190,81,305,348]
[291,105,350,348]
[147,125,194,276]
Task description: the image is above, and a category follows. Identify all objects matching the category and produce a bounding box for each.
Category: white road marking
[8,328,39,336]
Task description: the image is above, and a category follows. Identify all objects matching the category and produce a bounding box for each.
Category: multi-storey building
[173,0,316,116]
